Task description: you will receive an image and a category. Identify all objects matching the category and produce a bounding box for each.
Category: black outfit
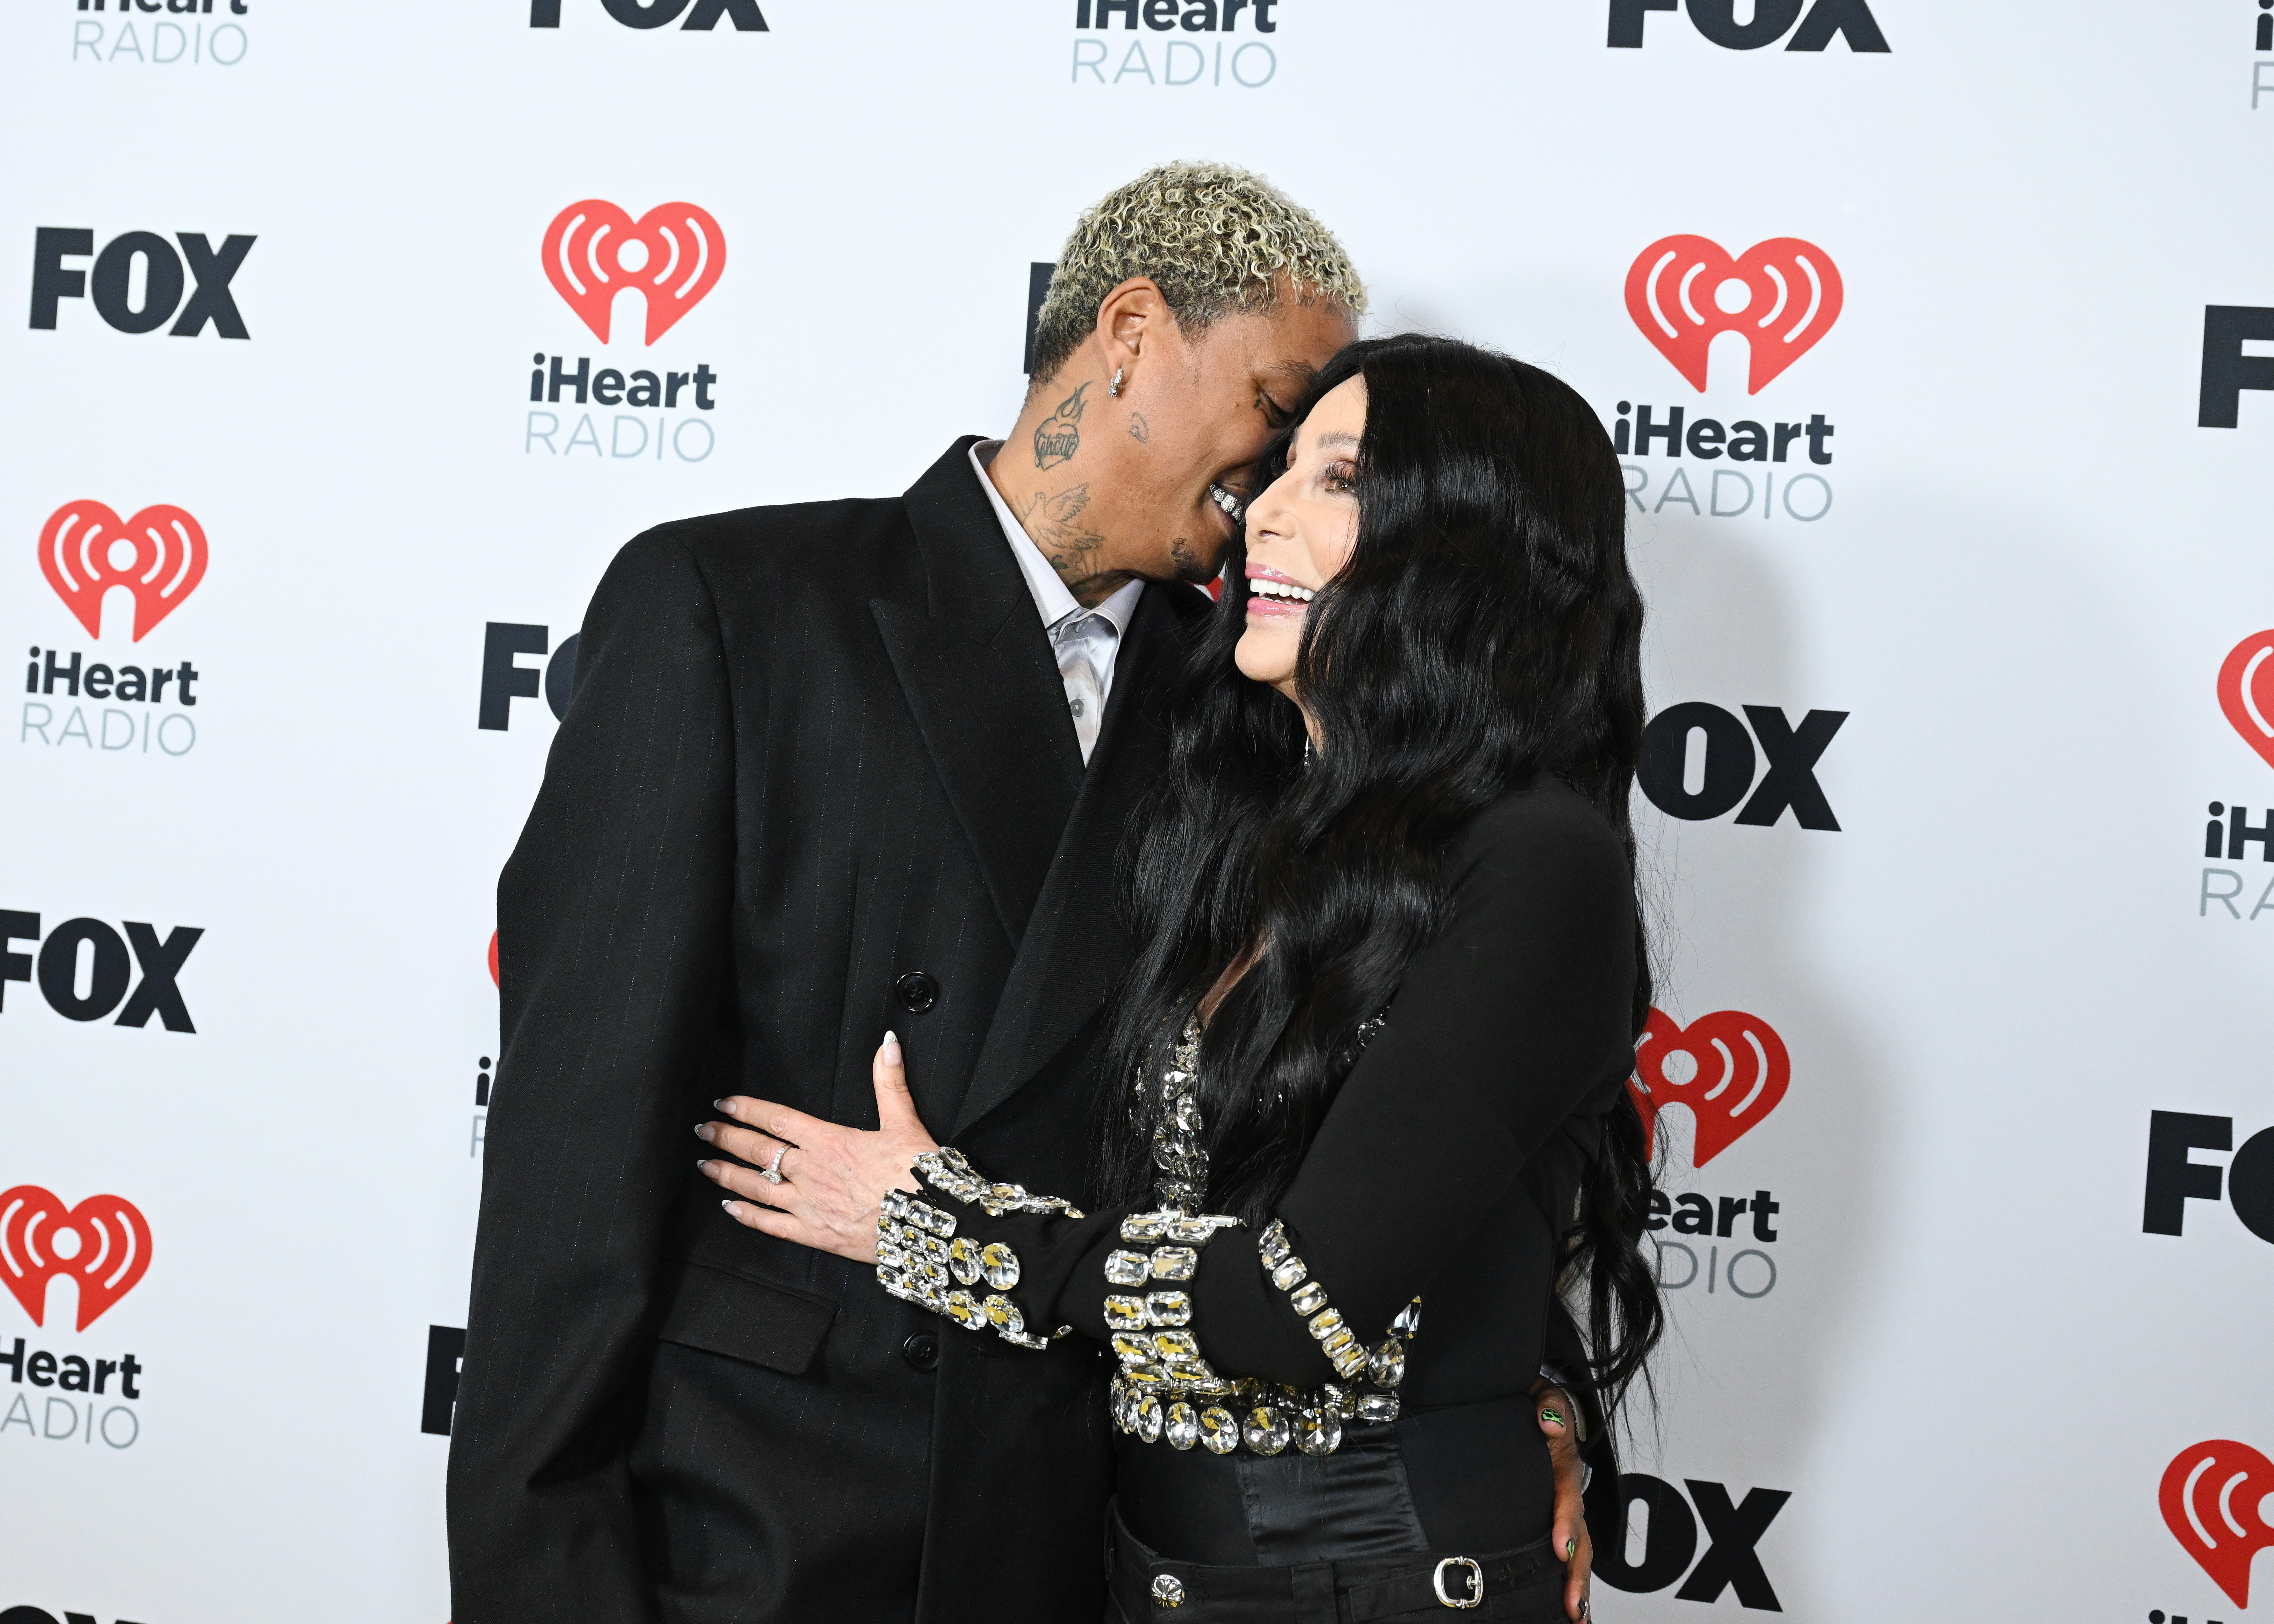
[883,782,1635,1621]
[447,438,1208,1624]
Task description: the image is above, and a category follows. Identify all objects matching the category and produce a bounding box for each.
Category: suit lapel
[873,439,1085,945]
[950,582,1199,1137]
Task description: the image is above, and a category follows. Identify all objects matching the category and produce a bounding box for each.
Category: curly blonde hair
[1029,160,1366,383]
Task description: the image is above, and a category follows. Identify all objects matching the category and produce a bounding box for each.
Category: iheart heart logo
[38,500,207,642]
[542,200,726,345]
[1625,235,1844,393]
[2219,629,2274,773]
[1627,1008,1791,1167]
[2161,1439,2274,1608]
[0,1187,153,1331]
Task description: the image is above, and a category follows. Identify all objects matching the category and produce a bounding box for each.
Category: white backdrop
[4,2,2272,1620]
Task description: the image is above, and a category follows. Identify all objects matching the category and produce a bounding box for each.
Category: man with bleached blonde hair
[997,159,1366,614]
[449,162,1361,1624]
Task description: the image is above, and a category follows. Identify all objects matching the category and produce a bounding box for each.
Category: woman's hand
[1533,1380,1594,1621]
[696,1032,938,1265]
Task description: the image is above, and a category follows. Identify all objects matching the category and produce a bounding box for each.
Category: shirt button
[1068,697,1085,717]
[894,971,939,1014]
[903,1331,940,1372]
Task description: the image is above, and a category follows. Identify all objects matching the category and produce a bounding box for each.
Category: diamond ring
[760,1144,789,1185]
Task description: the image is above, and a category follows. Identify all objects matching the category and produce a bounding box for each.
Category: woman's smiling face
[1234,373,1367,709]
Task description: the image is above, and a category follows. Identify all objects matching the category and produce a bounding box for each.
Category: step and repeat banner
[3,2,2271,1621]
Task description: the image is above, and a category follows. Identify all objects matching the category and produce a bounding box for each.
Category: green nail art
[1541,1407,1564,1427]
[1566,1538,1578,1560]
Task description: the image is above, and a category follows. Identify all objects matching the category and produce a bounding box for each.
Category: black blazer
[447,438,1209,1624]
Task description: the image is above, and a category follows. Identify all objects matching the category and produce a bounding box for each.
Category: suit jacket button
[903,1331,940,1372]
[894,971,939,1014]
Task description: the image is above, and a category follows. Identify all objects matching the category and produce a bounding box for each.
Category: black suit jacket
[448,439,1209,1624]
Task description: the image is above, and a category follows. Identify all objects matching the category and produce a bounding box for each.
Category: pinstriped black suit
[447,438,1210,1624]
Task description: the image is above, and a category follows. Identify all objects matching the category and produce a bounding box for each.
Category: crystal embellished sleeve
[873,1147,1087,1351]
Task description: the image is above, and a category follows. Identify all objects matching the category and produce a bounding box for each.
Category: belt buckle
[1433,1555,1483,1610]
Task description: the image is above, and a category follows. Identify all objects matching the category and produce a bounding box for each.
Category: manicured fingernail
[713,1098,735,1114]
[721,1199,741,1216]
[1566,1538,1577,1560]
[882,1030,902,1065]
[1541,1407,1563,1427]
[696,1159,716,1174]
[694,1122,716,1141]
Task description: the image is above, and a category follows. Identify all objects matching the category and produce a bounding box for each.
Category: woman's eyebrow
[1310,431,1360,451]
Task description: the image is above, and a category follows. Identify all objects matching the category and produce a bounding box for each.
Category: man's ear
[1093,276,1172,387]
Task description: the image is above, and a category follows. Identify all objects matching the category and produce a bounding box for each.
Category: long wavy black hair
[1098,333,1663,1408]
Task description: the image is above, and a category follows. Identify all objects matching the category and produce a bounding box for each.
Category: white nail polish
[882,1030,902,1065]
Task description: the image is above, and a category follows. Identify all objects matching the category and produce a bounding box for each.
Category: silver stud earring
[1109,368,1123,397]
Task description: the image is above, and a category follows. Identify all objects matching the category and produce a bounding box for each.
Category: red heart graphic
[1627,1008,1790,1167]
[2161,1439,2274,1609]
[542,200,726,345]
[38,501,207,643]
[1624,235,1844,394]
[2219,629,2274,774]
[0,1187,154,1331]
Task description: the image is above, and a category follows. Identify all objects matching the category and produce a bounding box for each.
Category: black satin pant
[1107,1509,1564,1624]
[1105,1413,1564,1623]
[1116,1402,1555,1563]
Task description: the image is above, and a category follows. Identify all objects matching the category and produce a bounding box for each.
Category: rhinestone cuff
[873,1149,1079,1352]
[910,1146,1087,1221]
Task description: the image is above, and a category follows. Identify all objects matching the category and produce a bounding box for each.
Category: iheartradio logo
[38,500,207,642]
[2162,1439,2274,1608]
[1625,235,1843,394]
[1629,1008,1791,1166]
[2220,629,2274,774]
[0,1187,153,1331]
[542,200,726,345]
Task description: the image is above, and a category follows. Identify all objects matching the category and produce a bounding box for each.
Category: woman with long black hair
[695,334,1662,1623]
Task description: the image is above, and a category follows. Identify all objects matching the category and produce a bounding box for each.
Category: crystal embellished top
[1092,1008,1410,1459]
[874,780,1642,1553]
[1141,1012,1210,1214]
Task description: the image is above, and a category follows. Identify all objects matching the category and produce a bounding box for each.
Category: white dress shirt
[969,442,1143,764]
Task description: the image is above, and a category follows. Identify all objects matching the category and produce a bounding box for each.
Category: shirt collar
[970,441,1142,637]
